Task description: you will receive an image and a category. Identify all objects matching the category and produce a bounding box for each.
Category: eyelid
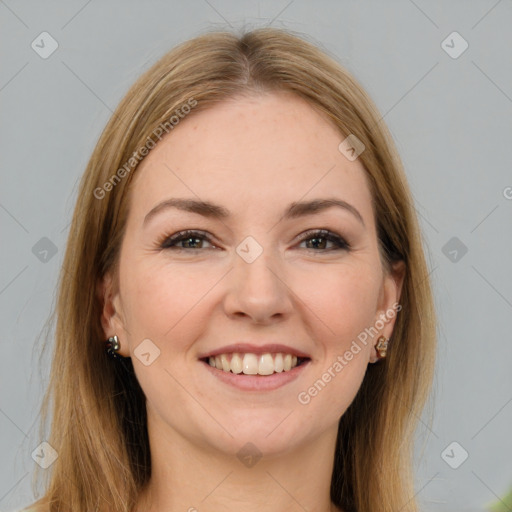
[158,228,350,251]
[296,229,350,250]
[158,229,215,249]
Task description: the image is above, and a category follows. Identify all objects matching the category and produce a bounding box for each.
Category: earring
[105,335,121,360]
[375,335,389,360]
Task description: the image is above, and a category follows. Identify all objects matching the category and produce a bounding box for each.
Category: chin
[203,415,313,458]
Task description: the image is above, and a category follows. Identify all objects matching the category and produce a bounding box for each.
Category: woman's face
[100,91,403,456]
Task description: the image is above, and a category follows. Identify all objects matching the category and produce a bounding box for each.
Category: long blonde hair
[30,27,436,512]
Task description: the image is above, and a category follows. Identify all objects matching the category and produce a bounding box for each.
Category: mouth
[199,352,311,376]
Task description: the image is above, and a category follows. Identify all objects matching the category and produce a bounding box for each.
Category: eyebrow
[143,197,365,227]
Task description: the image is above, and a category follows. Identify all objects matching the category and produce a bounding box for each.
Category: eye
[159,230,216,250]
[297,229,350,251]
[158,229,350,252]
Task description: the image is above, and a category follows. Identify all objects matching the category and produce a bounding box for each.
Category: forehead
[129,92,374,223]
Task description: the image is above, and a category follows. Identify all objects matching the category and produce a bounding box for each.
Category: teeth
[220,354,230,372]
[207,352,303,375]
[230,353,243,374]
[242,353,258,375]
[274,353,284,372]
[258,353,275,375]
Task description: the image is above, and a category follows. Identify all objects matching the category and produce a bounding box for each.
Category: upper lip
[198,343,311,359]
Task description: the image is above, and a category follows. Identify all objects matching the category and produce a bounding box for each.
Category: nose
[223,246,294,325]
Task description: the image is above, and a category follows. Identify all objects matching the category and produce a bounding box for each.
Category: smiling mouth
[200,352,310,376]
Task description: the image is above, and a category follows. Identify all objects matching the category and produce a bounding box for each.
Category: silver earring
[106,335,121,360]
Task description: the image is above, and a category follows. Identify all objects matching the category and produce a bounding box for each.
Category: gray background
[1,1,511,511]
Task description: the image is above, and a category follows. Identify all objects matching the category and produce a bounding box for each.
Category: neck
[134,413,344,512]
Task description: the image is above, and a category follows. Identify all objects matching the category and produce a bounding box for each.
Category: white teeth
[206,352,304,375]
[242,353,258,374]
[220,354,230,372]
[258,353,275,375]
[230,353,243,374]
[274,353,284,372]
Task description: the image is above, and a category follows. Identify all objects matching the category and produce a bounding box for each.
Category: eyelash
[158,229,350,252]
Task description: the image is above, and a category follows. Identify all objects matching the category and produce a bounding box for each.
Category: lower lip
[201,360,311,391]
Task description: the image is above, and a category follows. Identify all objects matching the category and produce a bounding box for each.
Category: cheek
[120,258,223,347]
[292,267,380,419]
[294,263,382,348]
[121,254,382,352]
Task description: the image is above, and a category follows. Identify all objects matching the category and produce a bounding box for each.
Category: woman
[23,27,436,512]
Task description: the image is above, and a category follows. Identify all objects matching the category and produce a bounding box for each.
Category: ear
[96,271,130,357]
[369,260,405,363]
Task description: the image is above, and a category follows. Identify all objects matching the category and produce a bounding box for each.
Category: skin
[99,91,404,512]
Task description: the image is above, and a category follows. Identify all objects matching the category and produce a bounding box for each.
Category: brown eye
[160,230,215,250]
[298,230,350,251]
